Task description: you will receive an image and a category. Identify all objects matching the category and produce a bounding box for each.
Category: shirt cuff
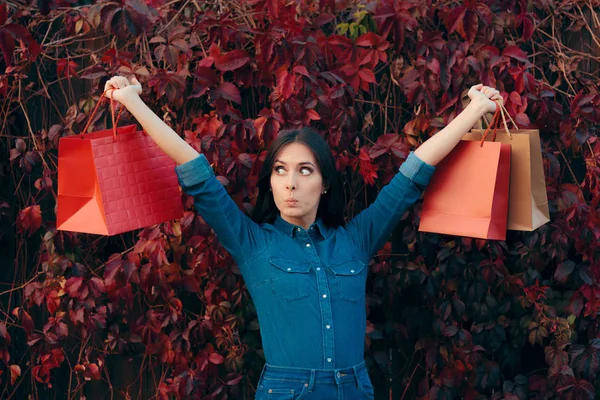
[175,154,214,188]
[399,151,435,187]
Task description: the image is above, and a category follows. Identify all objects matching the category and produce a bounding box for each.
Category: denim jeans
[255,361,375,400]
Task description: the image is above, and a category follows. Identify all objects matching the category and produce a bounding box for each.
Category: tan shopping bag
[463,104,550,231]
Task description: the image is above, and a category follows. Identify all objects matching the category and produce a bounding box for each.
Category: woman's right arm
[106,76,267,266]
[112,81,199,166]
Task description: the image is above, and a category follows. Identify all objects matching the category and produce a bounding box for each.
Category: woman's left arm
[345,84,503,258]
[414,84,503,166]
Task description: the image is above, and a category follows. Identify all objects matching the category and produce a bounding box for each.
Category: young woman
[104,76,502,399]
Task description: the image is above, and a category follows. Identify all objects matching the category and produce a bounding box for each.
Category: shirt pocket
[330,259,366,302]
[269,257,312,302]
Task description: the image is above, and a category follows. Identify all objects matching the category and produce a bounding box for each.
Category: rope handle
[79,89,126,138]
[480,102,501,146]
[480,102,520,140]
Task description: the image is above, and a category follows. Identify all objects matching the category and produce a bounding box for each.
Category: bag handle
[79,89,125,138]
[479,101,520,146]
[482,102,520,131]
[480,102,501,146]
[497,102,520,132]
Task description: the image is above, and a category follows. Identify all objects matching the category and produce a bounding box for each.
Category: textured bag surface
[464,106,549,231]
[419,139,511,240]
[57,94,183,235]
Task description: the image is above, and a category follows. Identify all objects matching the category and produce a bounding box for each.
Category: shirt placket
[295,227,335,368]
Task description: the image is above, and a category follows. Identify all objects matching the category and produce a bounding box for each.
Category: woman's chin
[280,208,305,218]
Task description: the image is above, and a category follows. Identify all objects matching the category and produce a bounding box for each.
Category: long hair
[251,127,345,227]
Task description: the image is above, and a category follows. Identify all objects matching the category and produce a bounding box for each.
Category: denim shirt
[175,152,435,369]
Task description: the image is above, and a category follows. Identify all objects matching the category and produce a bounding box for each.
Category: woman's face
[270,142,326,229]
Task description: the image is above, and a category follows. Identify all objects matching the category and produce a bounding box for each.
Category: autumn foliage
[1,0,600,399]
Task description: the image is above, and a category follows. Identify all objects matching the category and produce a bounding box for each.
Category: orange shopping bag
[57,92,183,235]
[419,107,511,240]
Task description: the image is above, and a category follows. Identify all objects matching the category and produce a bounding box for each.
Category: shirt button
[326,324,331,329]
[287,268,292,271]
[297,227,301,231]
[327,358,332,362]
[316,267,321,271]
[306,243,311,247]
[322,294,327,298]
[351,270,355,273]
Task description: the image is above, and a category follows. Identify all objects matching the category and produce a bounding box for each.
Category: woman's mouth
[285,198,298,206]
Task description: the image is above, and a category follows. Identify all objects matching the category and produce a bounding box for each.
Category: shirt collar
[273,215,332,239]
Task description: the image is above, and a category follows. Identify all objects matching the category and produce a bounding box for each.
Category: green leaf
[336,23,348,35]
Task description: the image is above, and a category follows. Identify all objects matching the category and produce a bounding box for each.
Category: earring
[323,190,327,194]
[269,188,272,191]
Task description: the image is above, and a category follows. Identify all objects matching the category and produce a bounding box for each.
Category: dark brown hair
[251,127,345,227]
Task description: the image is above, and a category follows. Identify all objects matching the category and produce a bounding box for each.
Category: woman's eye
[274,166,285,174]
[300,167,312,175]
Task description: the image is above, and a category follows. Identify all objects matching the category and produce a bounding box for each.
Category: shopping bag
[463,104,550,231]
[419,107,511,240]
[57,92,183,235]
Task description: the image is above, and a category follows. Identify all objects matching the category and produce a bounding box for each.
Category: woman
[104,76,502,399]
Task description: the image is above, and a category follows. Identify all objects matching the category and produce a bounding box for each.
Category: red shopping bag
[57,92,183,235]
[419,107,511,240]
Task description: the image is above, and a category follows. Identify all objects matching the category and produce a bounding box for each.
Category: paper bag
[419,140,511,240]
[57,94,183,235]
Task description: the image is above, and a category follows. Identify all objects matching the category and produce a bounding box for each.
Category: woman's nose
[286,175,296,190]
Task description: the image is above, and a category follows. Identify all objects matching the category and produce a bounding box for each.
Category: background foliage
[1,0,600,399]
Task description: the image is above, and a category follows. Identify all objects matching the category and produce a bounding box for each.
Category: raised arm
[414,84,502,166]
[104,76,267,266]
[345,84,502,258]
[105,76,199,165]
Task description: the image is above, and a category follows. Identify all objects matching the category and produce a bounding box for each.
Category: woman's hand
[467,84,503,114]
[104,75,142,105]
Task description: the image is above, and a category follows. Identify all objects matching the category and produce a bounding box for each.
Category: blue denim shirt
[175,152,435,369]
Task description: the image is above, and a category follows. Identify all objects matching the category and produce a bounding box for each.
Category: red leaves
[570,90,600,123]
[374,1,420,51]
[446,0,492,43]
[151,26,190,67]
[17,205,41,236]
[214,49,250,72]
[208,352,224,365]
[10,139,41,173]
[32,348,65,387]
[74,361,102,381]
[9,365,21,385]
[254,108,283,143]
[210,82,241,104]
[502,45,530,63]
[351,147,378,185]
[355,32,389,68]
[100,0,158,39]
[0,4,42,65]
[275,66,296,100]
[339,65,376,92]
[524,279,550,303]
[56,59,78,78]
[65,276,105,301]
[147,69,186,107]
